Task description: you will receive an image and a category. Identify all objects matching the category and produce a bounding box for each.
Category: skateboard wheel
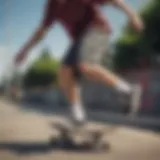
[101,142,111,151]
[92,141,111,152]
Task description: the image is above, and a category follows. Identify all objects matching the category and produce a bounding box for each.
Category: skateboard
[49,121,111,151]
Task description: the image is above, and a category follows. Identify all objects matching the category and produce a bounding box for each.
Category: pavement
[0,99,160,160]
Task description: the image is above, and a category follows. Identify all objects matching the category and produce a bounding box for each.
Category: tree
[112,0,160,70]
[23,48,60,89]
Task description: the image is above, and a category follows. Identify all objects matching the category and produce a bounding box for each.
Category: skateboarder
[15,0,144,125]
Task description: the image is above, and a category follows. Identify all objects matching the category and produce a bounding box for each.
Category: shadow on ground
[0,140,109,155]
[0,142,55,154]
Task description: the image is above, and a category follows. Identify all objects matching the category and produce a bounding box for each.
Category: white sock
[115,79,132,93]
[71,103,86,122]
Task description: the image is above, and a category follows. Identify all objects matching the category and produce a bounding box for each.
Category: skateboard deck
[49,120,111,151]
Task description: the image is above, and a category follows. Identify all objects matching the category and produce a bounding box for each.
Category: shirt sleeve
[42,0,59,28]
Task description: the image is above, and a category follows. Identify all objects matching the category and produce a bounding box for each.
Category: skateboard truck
[49,121,111,152]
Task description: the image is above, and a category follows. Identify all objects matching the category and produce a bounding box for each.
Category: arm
[110,0,144,32]
[15,0,58,65]
[15,25,49,63]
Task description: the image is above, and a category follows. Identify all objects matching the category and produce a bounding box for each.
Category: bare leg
[79,63,142,115]
[58,65,86,124]
[80,63,131,93]
[58,66,78,104]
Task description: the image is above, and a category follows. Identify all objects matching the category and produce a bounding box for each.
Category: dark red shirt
[42,0,112,39]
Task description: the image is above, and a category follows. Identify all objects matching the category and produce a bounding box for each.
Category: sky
[0,0,150,79]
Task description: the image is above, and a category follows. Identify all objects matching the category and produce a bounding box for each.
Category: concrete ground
[0,99,160,160]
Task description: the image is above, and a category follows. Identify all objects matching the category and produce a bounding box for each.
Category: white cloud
[0,45,14,80]
[0,45,14,62]
[0,45,10,66]
[0,46,8,55]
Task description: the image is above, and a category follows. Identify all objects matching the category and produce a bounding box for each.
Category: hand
[14,50,27,66]
[129,15,144,33]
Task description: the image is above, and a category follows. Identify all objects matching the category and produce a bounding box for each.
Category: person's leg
[58,40,86,125]
[79,27,132,93]
[58,65,86,123]
[80,64,131,93]
[80,63,142,115]
[78,27,142,115]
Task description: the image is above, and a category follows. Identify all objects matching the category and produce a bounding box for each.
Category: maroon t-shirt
[42,0,112,39]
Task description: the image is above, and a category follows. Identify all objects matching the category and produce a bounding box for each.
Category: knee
[79,63,88,73]
[79,63,94,74]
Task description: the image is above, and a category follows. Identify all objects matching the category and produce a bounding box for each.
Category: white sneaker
[129,84,142,117]
[70,104,87,126]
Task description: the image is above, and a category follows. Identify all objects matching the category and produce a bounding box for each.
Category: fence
[22,70,160,117]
